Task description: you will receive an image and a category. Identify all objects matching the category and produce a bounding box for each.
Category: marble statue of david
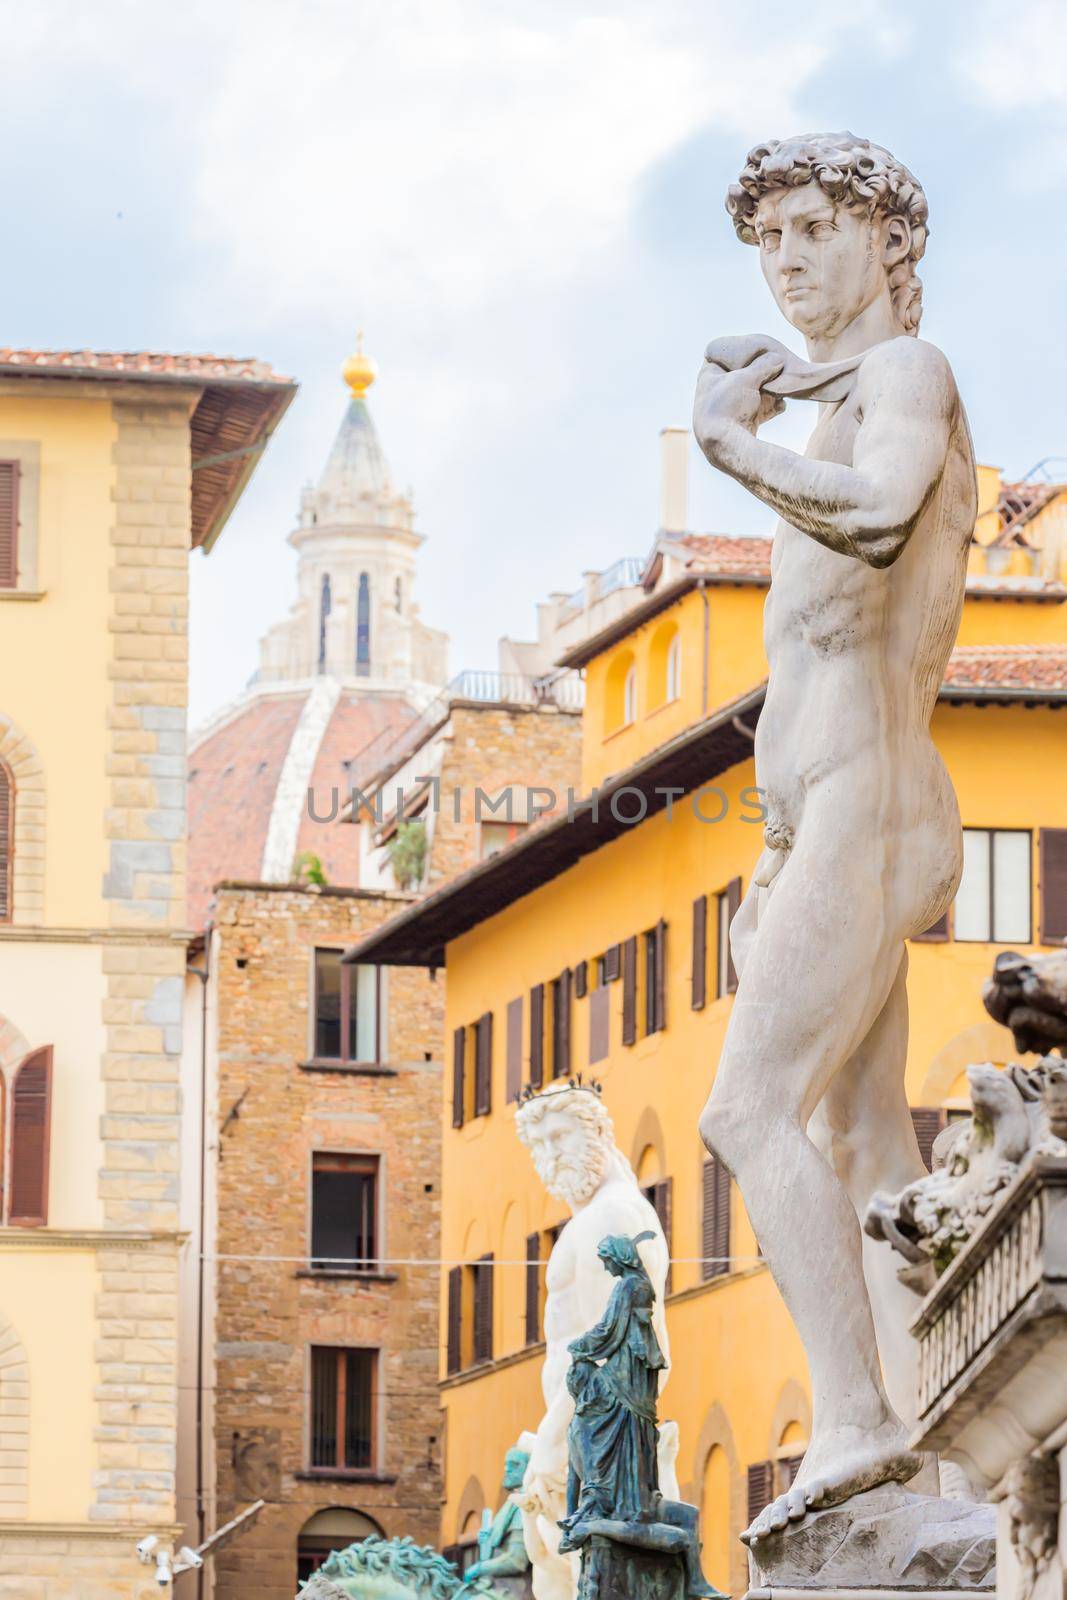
[695,134,977,1542]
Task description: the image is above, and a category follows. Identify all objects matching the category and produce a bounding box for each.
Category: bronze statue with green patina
[558,1233,725,1600]
[464,1446,533,1598]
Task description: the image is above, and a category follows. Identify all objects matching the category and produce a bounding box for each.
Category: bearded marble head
[515,1085,615,1206]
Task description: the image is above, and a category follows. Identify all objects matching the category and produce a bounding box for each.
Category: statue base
[744,1485,995,1599]
[577,1526,688,1600]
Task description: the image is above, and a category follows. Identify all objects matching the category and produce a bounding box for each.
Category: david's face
[753,181,890,340]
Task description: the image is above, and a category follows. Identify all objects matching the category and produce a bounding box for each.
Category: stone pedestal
[909,1157,1067,1600]
[744,1484,995,1599]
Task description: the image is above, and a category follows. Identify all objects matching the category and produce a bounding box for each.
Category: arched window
[296,1507,382,1585]
[394,576,403,614]
[318,574,332,675]
[648,619,681,710]
[604,649,637,734]
[9,1046,51,1227]
[623,664,637,725]
[666,633,682,702]
[356,573,371,676]
[0,759,12,923]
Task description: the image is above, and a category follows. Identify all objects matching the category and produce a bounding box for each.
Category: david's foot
[742,1422,923,1547]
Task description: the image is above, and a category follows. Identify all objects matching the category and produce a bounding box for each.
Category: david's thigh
[717,851,904,1117]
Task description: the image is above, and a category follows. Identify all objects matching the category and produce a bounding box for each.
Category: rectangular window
[472,1254,494,1365]
[313,950,381,1063]
[446,1266,462,1375]
[954,829,1031,943]
[529,984,545,1090]
[643,1177,672,1294]
[691,895,707,1010]
[452,1027,466,1129]
[506,997,523,1103]
[621,936,638,1046]
[716,880,741,997]
[481,820,527,859]
[0,461,19,589]
[597,945,621,985]
[702,1156,731,1280]
[1040,829,1067,945]
[588,984,610,1065]
[310,1153,378,1270]
[524,1233,541,1346]
[551,970,572,1078]
[643,922,667,1035]
[474,1013,493,1117]
[309,1346,375,1471]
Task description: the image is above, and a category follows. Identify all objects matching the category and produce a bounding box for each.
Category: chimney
[659,427,688,535]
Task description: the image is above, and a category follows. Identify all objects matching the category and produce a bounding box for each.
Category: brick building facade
[181,884,443,1598]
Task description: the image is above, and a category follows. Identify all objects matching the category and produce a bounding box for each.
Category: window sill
[0,590,45,602]
[440,1342,545,1390]
[297,1059,397,1078]
[295,1469,397,1485]
[294,1268,399,1284]
[602,719,636,744]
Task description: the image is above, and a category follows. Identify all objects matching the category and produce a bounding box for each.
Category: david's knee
[700,1088,751,1169]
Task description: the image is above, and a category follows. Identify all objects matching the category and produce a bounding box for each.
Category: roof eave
[196,381,299,553]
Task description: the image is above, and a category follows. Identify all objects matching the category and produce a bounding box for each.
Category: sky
[3,0,1066,724]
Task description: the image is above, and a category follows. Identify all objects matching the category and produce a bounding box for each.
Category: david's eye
[809,222,835,240]
[760,232,781,253]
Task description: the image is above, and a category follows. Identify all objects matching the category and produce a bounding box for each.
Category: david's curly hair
[726,132,929,335]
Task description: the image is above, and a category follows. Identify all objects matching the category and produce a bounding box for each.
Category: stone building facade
[183,884,443,1599]
[0,350,293,1598]
[355,697,584,896]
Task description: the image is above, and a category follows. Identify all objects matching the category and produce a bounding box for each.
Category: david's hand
[694,351,785,463]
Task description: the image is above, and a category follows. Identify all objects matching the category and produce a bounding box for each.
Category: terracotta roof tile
[944,645,1067,692]
[0,348,292,383]
[666,533,773,577]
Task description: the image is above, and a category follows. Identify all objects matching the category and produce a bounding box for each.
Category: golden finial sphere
[342,332,377,399]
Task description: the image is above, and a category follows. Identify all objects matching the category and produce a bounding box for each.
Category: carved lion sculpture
[983,949,1067,1056]
[864,1063,1051,1276]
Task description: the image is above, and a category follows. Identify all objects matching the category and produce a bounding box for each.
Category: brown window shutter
[913,910,950,942]
[702,1156,731,1280]
[0,461,19,589]
[473,1253,494,1364]
[505,997,523,1104]
[474,1013,493,1117]
[602,944,621,983]
[9,1046,52,1226]
[654,919,667,1033]
[588,985,610,1065]
[691,895,707,1011]
[649,1178,673,1295]
[747,1460,775,1523]
[446,1265,462,1374]
[725,878,741,993]
[529,984,544,1089]
[524,1233,541,1346]
[574,960,588,1000]
[451,1027,465,1129]
[0,761,13,924]
[910,1107,947,1173]
[621,936,638,1046]
[1040,829,1067,944]
[553,970,572,1078]
[779,1453,805,1488]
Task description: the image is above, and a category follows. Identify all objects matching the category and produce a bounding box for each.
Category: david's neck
[806,291,901,363]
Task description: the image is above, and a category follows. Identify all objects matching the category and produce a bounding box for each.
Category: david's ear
[883,215,911,268]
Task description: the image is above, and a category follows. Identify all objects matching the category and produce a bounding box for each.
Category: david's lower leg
[701,1098,921,1538]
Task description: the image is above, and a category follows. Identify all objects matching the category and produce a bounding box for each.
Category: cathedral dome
[187,341,450,927]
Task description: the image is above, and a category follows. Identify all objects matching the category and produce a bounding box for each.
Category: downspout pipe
[188,934,211,1600]
[698,578,710,715]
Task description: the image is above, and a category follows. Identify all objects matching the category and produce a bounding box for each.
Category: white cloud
[960,0,1067,108]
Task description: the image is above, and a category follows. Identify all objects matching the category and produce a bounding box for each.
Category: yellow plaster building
[0,350,293,1597]
[350,466,1067,1598]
